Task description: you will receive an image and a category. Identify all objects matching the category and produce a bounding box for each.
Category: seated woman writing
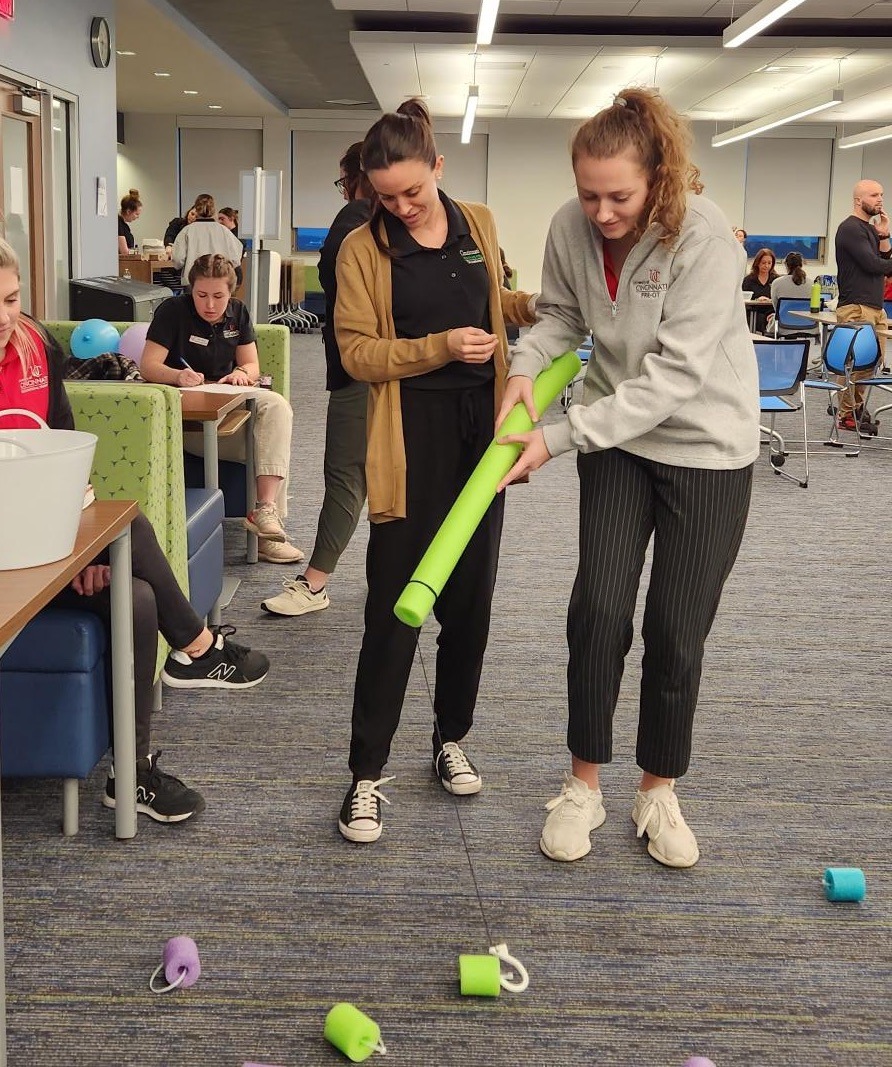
[140,253,301,564]
[0,237,270,824]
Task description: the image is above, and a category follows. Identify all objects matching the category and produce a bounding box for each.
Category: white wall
[116,113,178,245]
[0,0,117,278]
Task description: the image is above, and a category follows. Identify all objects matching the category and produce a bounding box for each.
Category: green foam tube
[394,349,582,628]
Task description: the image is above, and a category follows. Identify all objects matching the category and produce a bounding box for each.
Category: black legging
[50,511,204,757]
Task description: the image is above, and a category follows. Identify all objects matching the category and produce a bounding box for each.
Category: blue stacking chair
[804,322,882,455]
[773,297,819,340]
[754,338,810,488]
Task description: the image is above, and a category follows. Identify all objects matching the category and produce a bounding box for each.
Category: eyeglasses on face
[334,177,347,193]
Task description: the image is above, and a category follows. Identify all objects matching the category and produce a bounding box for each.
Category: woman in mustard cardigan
[333,99,536,843]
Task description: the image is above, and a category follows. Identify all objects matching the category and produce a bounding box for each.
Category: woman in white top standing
[770,252,818,338]
[171,193,243,287]
[496,87,759,871]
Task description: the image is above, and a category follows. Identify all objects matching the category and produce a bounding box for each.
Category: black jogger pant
[51,511,205,758]
[349,382,504,780]
[567,449,753,779]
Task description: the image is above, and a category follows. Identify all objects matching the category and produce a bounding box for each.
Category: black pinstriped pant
[567,449,753,778]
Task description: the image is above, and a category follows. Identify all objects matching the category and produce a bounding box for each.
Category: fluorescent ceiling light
[183,90,199,95]
[116,50,136,56]
[723,0,809,49]
[711,89,843,147]
[208,104,223,110]
[477,0,500,46]
[461,85,479,144]
[839,124,892,149]
[153,71,171,77]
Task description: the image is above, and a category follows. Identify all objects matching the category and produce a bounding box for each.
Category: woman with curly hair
[496,87,759,870]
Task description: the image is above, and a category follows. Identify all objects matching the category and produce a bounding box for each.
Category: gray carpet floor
[1,333,890,1067]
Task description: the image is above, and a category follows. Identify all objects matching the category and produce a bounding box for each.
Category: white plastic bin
[0,410,97,570]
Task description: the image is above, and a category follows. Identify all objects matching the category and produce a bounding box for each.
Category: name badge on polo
[460,247,484,265]
[189,334,210,346]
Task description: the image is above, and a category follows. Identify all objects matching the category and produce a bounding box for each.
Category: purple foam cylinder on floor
[683,1058,717,1067]
[163,935,201,987]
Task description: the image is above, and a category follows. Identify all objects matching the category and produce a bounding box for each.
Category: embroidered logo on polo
[460,247,485,265]
[19,371,48,393]
[633,268,669,299]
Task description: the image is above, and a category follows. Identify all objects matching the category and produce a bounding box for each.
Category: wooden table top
[0,500,138,648]
[179,389,250,421]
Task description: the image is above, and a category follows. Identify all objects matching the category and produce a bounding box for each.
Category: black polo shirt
[118,215,135,250]
[385,190,493,390]
[146,294,255,381]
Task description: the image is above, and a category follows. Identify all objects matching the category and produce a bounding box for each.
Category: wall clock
[90,16,111,69]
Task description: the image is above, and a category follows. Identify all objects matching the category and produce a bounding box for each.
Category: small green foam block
[822,867,866,902]
[459,953,502,997]
[324,1002,382,1062]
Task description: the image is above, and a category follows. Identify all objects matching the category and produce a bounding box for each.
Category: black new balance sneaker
[102,751,206,824]
[161,625,269,689]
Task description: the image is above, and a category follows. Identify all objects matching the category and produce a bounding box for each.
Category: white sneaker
[540,774,606,862]
[632,780,700,868]
[261,576,330,616]
[257,538,306,564]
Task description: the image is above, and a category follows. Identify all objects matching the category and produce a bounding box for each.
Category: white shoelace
[349,776,395,822]
[635,788,682,840]
[440,742,476,780]
[545,775,596,817]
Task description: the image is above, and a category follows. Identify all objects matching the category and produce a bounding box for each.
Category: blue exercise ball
[70,318,121,359]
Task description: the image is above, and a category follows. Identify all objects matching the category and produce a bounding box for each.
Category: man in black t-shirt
[833,179,892,431]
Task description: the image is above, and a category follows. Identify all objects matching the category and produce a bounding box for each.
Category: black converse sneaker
[337,776,395,843]
[161,625,269,689]
[102,752,206,824]
[434,742,482,795]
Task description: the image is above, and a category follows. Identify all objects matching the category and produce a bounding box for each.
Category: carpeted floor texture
[2,333,890,1067]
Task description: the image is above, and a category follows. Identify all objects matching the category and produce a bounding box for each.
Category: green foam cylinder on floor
[323,1002,382,1062]
[459,953,502,996]
[822,867,866,902]
[394,350,583,628]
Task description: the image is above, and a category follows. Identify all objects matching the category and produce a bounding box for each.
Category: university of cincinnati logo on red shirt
[633,268,669,299]
[19,362,48,393]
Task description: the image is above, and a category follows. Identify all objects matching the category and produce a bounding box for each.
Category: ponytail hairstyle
[120,188,142,215]
[339,141,375,202]
[571,87,702,245]
[784,251,806,286]
[193,193,216,219]
[361,98,438,255]
[188,252,237,292]
[0,236,42,376]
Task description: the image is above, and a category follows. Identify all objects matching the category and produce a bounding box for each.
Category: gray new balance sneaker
[540,774,606,862]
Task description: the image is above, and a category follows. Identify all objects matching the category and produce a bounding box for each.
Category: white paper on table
[180,383,256,394]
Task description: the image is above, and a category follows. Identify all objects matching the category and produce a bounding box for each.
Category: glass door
[0,82,45,316]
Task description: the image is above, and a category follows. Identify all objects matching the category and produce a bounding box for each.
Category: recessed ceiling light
[153,72,171,77]
[208,104,223,109]
[116,50,136,56]
[183,90,199,95]
[325,98,373,106]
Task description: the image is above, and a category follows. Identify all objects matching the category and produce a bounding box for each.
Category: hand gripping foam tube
[394,350,582,628]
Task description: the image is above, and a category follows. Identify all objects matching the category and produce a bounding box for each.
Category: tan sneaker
[257,538,306,564]
[540,774,606,862]
[261,576,330,616]
[632,780,699,868]
[245,502,286,542]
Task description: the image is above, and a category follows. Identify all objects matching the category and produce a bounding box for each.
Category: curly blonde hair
[572,87,702,244]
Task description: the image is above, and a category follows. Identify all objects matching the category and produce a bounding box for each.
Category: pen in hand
[177,356,204,386]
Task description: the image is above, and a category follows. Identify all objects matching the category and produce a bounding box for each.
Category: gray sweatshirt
[510,194,760,469]
[171,219,244,286]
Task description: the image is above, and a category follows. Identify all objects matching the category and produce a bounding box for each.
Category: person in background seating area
[0,236,271,824]
[769,252,819,340]
[139,253,302,565]
[217,207,246,287]
[733,227,747,245]
[164,204,198,254]
[118,189,142,255]
[742,247,778,334]
[171,193,243,288]
[262,141,373,617]
[832,178,892,435]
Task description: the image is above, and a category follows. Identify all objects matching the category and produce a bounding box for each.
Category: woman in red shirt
[0,238,270,824]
